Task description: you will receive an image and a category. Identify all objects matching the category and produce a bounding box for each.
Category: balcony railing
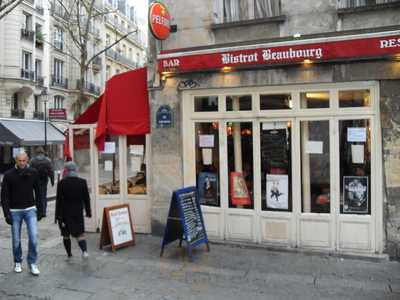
[35,34,44,49]
[35,76,44,86]
[35,6,44,15]
[11,109,25,119]
[76,80,101,96]
[21,28,35,41]
[24,0,34,5]
[337,0,400,8]
[51,75,68,89]
[106,49,137,68]
[33,111,44,120]
[21,69,35,80]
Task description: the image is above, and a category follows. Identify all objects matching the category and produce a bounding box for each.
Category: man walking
[1,152,43,275]
[30,147,54,217]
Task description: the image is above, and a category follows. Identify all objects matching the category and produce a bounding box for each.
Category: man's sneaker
[82,251,89,258]
[30,264,40,276]
[14,263,22,273]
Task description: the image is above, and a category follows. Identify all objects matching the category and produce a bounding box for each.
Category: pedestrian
[1,152,43,275]
[55,161,91,258]
[30,146,54,217]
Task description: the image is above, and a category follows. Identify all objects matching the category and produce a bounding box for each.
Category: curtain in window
[337,0,367,8]
[224,0,240,22]
[254,0,280,18]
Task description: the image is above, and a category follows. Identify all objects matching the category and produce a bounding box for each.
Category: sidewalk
[0,201,399,300]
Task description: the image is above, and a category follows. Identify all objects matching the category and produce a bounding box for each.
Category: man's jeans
[10,208,38,265]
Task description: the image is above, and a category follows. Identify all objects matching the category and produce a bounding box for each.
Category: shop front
[66,68,151,233]
[152,29,400,255]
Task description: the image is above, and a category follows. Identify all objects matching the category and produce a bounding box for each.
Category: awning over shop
[71,67,150,151]
[0,119,65,146]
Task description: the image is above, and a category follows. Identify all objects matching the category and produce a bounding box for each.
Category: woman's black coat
[55,176,91,236]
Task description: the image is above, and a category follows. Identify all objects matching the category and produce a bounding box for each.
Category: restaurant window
[126,135,147,195]
[194,96,218,112]
[260,93,292,110]
[339,89,370,108]
[226,95,252,111]
[300,91,330,109]
[227,122,254,209]
[260,121,292,211]
[339,119,371,215]
[195,122,220,207]
[98,135,120,195]
[301,120,330,213]
[73,128,92,193]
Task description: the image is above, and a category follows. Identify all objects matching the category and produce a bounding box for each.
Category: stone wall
[380,80,400,259]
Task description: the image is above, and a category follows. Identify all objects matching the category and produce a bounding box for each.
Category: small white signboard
[109,207,133,246]
[129,145,144,156]
[104,160,113,171]
[305,141,323,154]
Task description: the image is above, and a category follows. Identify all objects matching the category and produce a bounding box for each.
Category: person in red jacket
[55,161,91,258]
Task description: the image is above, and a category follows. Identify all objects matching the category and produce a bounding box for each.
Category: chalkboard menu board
[261,128,289,168]
[160,186,209,260]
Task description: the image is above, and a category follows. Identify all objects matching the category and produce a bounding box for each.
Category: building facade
[148,0,400,258]
[0,0,147,170]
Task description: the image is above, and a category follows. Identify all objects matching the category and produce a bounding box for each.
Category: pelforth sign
[149,2,171,40]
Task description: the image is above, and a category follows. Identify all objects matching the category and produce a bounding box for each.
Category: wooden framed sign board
[160,186,210,261]
[99,204,135,252]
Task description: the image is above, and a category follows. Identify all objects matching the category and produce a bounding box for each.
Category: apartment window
[53,58,64,82]
[54,26,64,50]
[118,0,127,15]
[128,48,133,60]
[13,93,18,110]
[114,15,118,26]
[220,0,281,22]
[122,44,127,56]
[34,95,39,112]
[22,51,32,71]
[54,95,64,109]
[23,12,32,31]
[35,59,42,80]
[106,65,111,80]
[106,34,111,46]
[337,0,398,8]
[130,6,135,22]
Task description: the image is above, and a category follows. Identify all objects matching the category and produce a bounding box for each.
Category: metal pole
[44,100,47,151]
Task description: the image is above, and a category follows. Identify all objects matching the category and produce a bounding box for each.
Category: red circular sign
[149,2,171,40]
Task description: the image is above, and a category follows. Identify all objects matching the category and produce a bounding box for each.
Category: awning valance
[0,119,65,146]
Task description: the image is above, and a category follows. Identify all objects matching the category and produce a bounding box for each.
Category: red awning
[64,67,150,155]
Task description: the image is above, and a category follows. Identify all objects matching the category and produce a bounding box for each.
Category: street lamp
[40,87,49,151]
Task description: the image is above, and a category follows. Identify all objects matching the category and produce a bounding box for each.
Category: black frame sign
[99,204,135,252]
[160,186,210,260]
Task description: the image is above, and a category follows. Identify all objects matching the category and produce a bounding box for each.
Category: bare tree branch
[0,0,23,20]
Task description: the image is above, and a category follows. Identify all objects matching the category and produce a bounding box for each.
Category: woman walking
[55,161,91,258]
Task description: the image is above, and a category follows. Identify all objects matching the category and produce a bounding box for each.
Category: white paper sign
[109,207,133,246]
[202,148,213,165]
[129,145,144,156]
[305,141,323,154]
[199,135,214,148]
[104,160,113,171]
[266,174,289,210]
[347,128,366,142]
[103,142,116,154]
[262,122,288,131]
[351,144,364,164]
[130,156,141,172]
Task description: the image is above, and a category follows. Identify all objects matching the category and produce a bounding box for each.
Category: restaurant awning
[72,67,150,151]
[0,118,65,146]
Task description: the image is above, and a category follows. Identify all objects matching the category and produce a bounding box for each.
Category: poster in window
[343,176,368,214]
[230,172,251,206]
[266,174,289,210]
[198,172,218,205]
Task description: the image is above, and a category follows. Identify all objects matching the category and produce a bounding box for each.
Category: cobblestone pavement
[0,201,399,300]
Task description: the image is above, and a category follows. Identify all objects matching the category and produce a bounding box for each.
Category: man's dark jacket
[1,166,43,220]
